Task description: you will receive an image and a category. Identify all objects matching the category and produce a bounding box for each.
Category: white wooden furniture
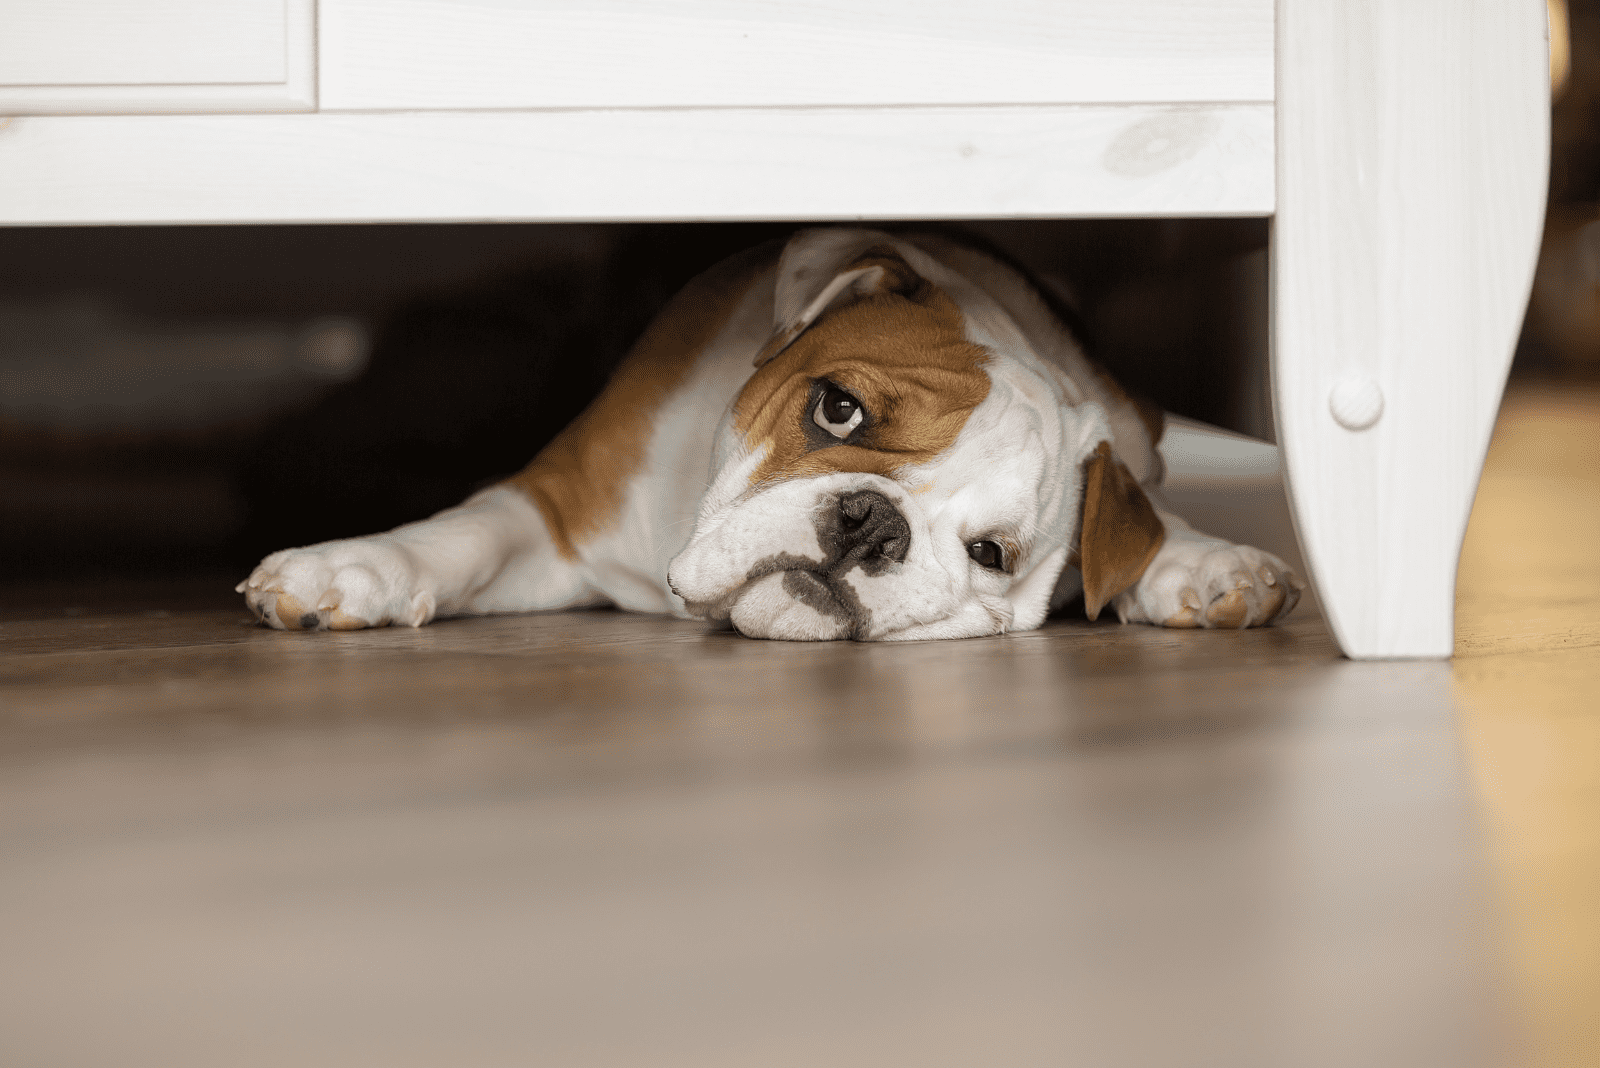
[0,0,1549,658]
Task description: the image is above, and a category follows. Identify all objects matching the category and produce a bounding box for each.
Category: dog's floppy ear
[1075,441,1166,620]
[753,230,930,367]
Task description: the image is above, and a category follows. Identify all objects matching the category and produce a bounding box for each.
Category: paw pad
[1203,585,1250,629]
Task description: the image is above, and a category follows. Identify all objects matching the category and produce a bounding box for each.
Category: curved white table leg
[1272,0,1549,659]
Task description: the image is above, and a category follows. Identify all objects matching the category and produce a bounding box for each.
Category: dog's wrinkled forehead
[730,232,992,490]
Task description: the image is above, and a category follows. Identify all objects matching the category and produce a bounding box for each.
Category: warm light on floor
[1550,0,1572,97]
[1455,382,1600,1068]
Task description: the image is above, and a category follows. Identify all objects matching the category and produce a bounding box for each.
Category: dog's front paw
[237,539,435,631]
[1114,538,1303,630]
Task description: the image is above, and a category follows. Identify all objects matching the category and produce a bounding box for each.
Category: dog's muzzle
[668,481,918,639]
[723,488,912,638]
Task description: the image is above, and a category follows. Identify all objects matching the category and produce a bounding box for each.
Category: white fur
[239,486,590,629]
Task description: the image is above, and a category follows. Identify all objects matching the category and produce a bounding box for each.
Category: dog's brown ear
[1076,441,1166,620]
[754,231,930,367]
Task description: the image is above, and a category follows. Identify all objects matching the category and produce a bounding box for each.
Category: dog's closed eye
[813,384,865,439]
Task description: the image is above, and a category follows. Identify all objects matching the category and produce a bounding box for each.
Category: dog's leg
[238,486,592,630]
[1111,507,1304,630]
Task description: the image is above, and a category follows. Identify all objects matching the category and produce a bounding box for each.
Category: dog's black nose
[835,490,911,567]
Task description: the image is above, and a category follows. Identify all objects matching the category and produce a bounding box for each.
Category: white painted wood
[1272,0,1548,659]
[0,104,1273,226]
[319,0,1273,112]
[0,0,315,115]
[0,0,284,84]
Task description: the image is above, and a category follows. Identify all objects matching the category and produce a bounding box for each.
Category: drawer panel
[320,0,1274,111]
[0,0,285,86]
[0,0,315,115]
[0,104,1274,225]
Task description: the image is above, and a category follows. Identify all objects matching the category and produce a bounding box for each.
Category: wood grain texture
[15,381,1600,1066]
[319,0,1274,112]
[1271,0,1549,658]
[0,103,1273,226]
[0,0,315,116]
[0,611,1498,1068]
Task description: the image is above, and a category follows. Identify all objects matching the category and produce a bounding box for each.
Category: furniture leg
[1272,0,1549,658]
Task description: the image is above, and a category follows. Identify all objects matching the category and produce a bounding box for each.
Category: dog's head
[667,229,1163,640]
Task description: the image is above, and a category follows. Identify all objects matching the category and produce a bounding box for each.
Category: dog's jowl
[241,228,1301,640]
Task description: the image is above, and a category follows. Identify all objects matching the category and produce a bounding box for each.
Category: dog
[239,227,1301,641]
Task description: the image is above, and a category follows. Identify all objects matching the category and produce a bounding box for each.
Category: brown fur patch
[734,283,990,489]
[1079,441,1166,620]
[504,242,781,558]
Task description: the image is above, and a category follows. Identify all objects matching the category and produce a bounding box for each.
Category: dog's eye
[967,540,1005,570]
[813,386,865,439]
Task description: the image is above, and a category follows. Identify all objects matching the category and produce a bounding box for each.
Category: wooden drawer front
[0,0,315,114]
[0,104,1274,226]
[320,0,1274,112]
[1,0,284,85]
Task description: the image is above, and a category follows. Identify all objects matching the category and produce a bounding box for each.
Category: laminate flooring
[2,383,1596,1068]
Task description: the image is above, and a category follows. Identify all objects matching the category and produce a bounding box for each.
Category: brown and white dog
[239,228,1300,641]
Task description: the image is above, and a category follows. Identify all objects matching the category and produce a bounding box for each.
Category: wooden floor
[1,383,1596,1068]
[1454,383,1600,1068]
